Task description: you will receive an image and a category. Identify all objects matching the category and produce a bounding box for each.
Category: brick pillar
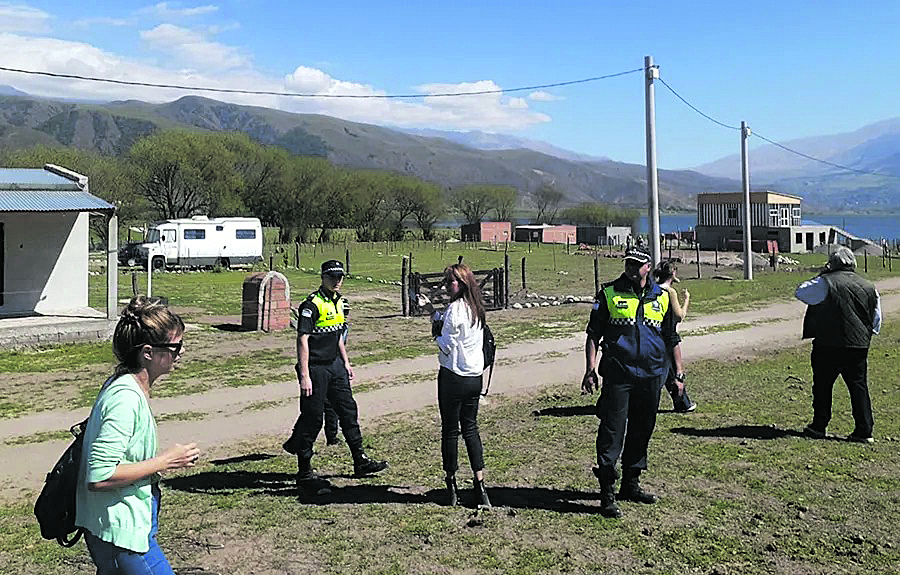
[241,271,292,332]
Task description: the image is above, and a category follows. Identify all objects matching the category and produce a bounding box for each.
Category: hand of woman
[161,443,200,470]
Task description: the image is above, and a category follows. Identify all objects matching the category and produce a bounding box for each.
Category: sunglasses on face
[149,342,183,356]
[324,272,344,280]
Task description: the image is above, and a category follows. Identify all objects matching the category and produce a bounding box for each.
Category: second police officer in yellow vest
[283,260,387,498]
[582,246,682,518]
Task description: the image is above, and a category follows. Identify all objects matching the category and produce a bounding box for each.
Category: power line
[657,74,898,179]
[751,131,897,178]
[0,64,643,99]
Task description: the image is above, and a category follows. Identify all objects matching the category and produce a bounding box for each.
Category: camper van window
[184,229,206,240]
[147,229,160,242]
[236,229,256,239]
[216,225,224,231]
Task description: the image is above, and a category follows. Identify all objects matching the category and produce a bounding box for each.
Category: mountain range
[0,88,896,213]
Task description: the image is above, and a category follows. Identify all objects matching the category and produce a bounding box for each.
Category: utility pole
[741,121,753,280]
[645,55,661,266]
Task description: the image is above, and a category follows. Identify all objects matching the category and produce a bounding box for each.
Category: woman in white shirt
[433,263,490,507]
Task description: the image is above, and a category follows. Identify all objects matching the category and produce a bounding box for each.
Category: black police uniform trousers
[290,356,364,462]
[810,344,874,437]
[596,370,664,476]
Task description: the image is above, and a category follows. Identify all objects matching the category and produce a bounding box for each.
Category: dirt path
[5,277,900,502]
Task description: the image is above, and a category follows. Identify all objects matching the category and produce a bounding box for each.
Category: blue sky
[0,1,896,170]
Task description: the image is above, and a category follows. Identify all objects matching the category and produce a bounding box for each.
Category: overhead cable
[0,65,643,99]
[657,74,898,179]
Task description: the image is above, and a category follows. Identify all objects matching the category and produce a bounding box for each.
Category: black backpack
[34,419,87,547]
[481,322,496,396]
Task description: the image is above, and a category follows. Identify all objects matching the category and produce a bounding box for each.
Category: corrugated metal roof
[0,168,80,190]
[0,168,115,212]
[0,190,115,212]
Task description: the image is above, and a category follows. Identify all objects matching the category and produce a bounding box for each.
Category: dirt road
[4,277,900,502]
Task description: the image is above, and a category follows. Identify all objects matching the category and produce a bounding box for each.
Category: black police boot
[592,466,622,518]
[445,474,458,506]
[473,477,492,508]
[618,469,658,504]
[353,453,388,477]
[296,457,331,498]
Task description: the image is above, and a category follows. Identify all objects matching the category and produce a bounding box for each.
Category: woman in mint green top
[75,296,200,575]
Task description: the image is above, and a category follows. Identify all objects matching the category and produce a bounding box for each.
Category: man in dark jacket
[796,246,881,443]
[583,246,680,518]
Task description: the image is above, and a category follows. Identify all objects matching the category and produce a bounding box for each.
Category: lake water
[636,214,900,242]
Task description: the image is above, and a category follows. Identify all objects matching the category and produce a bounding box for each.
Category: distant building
[695,191,868,253]
[576,225,632,246]
[460,221,512,243]
[514,224,577,244]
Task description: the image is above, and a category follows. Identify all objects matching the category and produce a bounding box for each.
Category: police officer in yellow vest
[582,246,680,518]
[283,260,387,497]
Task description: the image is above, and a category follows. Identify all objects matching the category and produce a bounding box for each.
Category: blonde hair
[112,296,184,376]
[444,263,486,327]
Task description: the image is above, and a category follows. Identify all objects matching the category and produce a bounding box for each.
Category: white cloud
[529,90,559,102]
[139,2,218,19]
[0,3,51,34]
[0,31,549,134]
[71,17,131,29]
[140,23,250,70]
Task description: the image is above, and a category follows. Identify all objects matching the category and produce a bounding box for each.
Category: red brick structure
[460,221,512,243]
[242,271,291,332]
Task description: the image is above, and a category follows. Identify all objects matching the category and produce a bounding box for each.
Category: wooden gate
[408,268,506,316]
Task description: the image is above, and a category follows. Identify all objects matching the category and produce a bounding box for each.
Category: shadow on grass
[164,466,605,513]
[531,404,597,418]
[211,323,252,332]
[670,424,810,440]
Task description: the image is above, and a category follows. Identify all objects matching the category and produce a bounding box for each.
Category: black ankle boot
[474,477,491,508]
[593,466,623,518]
[618,469,658,504]
[445,474,458,506]
[353,453,388,477]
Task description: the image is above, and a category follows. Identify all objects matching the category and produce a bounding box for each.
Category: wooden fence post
[521,256,527,291]
[504,253,510,308]
[696,242,702,279]
[593,255,599,296]
[401,256,409,317]
[345,248,351,275]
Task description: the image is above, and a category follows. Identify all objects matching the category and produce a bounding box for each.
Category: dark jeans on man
[596,371,664,476]
[437,366,485,474]
[810,344,874,437]
[287,357,364,462]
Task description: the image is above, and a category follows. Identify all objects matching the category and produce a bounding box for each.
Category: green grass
[5,319,900,573]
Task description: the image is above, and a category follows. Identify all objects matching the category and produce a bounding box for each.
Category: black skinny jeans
[437,366,485,475]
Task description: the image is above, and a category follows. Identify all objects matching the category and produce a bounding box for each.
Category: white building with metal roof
[0,164,118,345]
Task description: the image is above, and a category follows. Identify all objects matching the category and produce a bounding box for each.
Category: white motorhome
[135,216,263,270]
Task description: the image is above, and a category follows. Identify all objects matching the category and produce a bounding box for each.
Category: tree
[409,182,444,240]
[128,131,244,220]
[387,174,428,240]
[560,202,639,227]
[343,170,394,242]
[531,183,564,224]
[450,185,494,224]
[489,186,517,221]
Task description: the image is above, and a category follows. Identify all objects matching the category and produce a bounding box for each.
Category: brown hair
[653,260,677,284]
[112,296,185,377]
[444,263,486,327]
